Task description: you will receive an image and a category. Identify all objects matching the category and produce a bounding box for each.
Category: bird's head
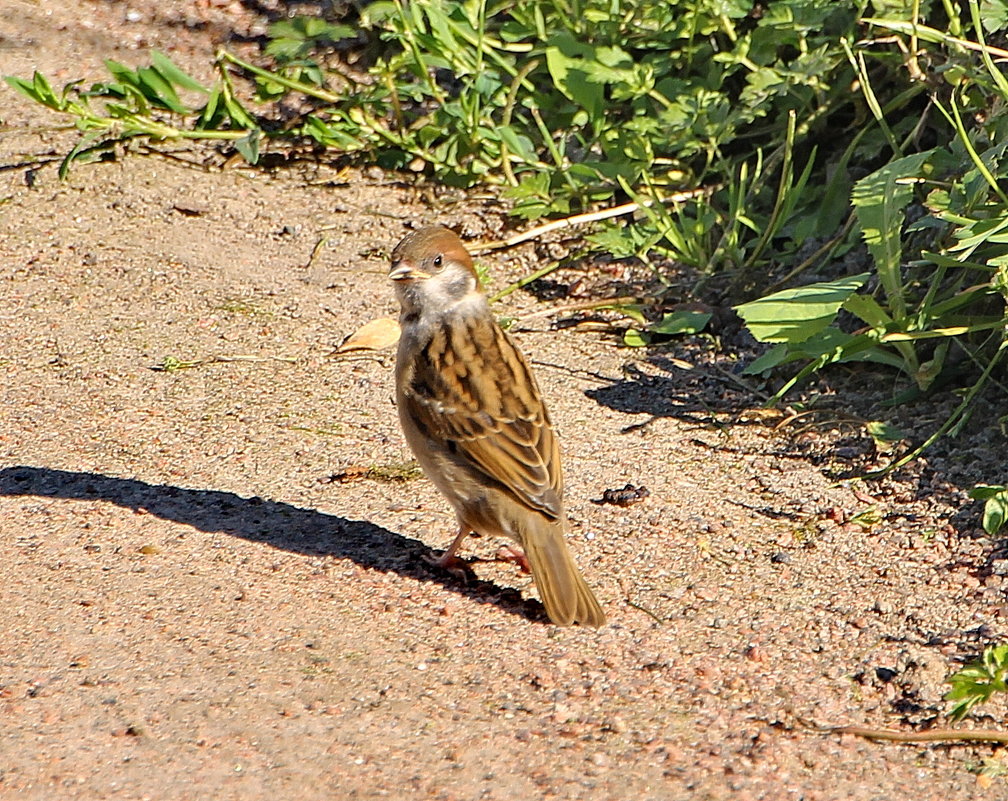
[389,226,481,316]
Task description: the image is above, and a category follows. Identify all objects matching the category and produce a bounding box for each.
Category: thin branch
[861,18,1008,61]
[304,236,329,272]
[514,295,642,323]
[150,354,299,371]
[487,260,562,303]
[814,722,1008,744]
[469,188,709,254]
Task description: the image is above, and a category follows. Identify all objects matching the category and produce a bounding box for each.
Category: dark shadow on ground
[0,465,540,621]
[585,337,1008,580]
[584,354,782,432]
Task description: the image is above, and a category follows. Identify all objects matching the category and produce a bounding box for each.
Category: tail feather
[520,516,605,628]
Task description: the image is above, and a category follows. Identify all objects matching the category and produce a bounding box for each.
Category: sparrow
[389,225,605,627]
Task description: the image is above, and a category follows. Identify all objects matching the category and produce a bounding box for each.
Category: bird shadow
[0,465,539,621]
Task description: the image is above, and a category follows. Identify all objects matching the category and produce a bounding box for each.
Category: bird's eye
[433,254,443,268]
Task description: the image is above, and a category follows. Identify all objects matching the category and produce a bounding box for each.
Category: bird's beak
[389,260,431,282]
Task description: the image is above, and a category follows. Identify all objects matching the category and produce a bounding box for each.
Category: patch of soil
[2,2,1007,799]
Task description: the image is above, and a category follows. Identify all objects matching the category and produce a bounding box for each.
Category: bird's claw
[423,550,476,583]
[494,545,531,573]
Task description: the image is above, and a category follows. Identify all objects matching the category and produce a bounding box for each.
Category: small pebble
[744,645,766,663]
[606,716,627,734]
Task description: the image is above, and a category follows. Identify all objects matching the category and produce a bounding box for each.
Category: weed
[7,0,1008,481]
[947,644,1008,722]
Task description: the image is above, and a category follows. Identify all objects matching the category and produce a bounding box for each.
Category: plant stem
[219,50,345,104]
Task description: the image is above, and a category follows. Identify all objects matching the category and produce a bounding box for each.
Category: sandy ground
[2,2,1007,799]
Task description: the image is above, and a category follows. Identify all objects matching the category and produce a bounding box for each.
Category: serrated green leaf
[946,644,1008,721]
[265,38,304,61]
[851,151,932,319]
[545,33,603,116]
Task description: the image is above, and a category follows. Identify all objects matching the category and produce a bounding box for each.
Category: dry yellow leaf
[336,317,401,353]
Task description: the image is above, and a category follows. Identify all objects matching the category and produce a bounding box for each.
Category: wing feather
[403,315,563,518]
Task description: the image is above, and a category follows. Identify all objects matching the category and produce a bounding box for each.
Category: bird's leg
[494,544,531,573]
[423,524,475,581]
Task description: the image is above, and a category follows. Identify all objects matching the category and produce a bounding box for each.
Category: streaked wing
[403,313,563,518]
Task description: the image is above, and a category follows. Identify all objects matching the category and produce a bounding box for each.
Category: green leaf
[649,310,712,336]
[978,0,1008,30]
[497,126,537,163]
[734,273,870,343]
[742,326,902,375]
[744,342,791,374]
[606,304,646,324]
[948,214,1008,261]
[946,644,1008,722]
[850,151,932,319]
[544,33,603,116]
[969,484,1008,535]
[58,131,105,179]
[222,90,257,130]
[235,129,261,164]
[266,17,355,62]
[18,71,62,109]
[6,74,45,106]
[103,59,139,88]
[502,171,561,219]
[195,86,223,129]
[843,292,892,328]
[865,420,908,445]
[137,66,188,113]
[150,51,209,93]
[586,223,662,259]
[623,328,649,347]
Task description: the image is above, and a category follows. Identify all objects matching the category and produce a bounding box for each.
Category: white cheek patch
[397,271,486,347]
[449,291,484,316]
[423,280,454,309]
[417,281,482,323]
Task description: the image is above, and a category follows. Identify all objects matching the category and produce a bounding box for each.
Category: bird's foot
[494,544,531,573]
[423,550,476,582]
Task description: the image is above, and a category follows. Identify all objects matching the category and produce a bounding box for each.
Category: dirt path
[1,3,1004,798]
